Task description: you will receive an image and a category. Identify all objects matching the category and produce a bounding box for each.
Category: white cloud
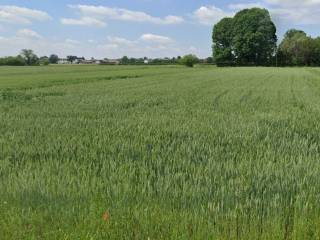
[189,46,198,53]
[16,29,42,39]
[98,43,119,51]
[228,1,320,25]
[265,0,320,7]
[65,39,80,44]
[263,0,320,25]
[228,3,265,10]
[98,34,176,55]
[140,33,173,44]
[193,1,320,26]
[0,5,51,24]
[107,36,136,46]
[193,6,233,25]
[61,17,106,27]
[62,4,184,26]
[161,16,184,25]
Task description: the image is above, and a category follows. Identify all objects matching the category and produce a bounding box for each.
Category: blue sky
[0,0,320,58]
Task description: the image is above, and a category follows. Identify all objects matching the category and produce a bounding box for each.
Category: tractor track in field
[238,73,274,111]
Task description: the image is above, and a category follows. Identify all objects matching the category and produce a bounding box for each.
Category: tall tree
[232,8,277,65]
[212,17,234,66]
[212,8,277,66]
[20,49,39,66]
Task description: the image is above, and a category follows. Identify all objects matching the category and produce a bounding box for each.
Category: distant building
[74,57,85,64]
[57,58,70,64]
[79,60,94,64]
[79,58,101,64]
[58,57,120,65]
[101,59,120,65]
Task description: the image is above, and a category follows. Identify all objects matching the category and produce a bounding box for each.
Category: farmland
[1,65,320,239]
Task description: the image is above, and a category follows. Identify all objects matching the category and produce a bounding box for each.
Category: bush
[179,54,199,67]
[42,59,50,66]
[40,57,50,66]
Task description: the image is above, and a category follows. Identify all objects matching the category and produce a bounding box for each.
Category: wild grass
[1,65,320,239]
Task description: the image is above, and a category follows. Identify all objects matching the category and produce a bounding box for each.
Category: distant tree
[179,54,199,67]
[129,58,136,65]
[138,58,145,64]
[198,58,205,64]
[20,49,39,66]
[67,56,78,63]
[285,29,306,39]
[39,56,50,65]
[120,56,129,65]
[277,29,318,66]
[49,54,59,64]
[0,56,26,66]
[206,57,214,64]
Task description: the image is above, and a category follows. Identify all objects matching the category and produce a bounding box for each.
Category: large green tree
[212,8,277,66]
[212,17,234,66]
[232,8,277,65]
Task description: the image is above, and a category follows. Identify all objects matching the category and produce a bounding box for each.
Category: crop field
[1,65,320,239]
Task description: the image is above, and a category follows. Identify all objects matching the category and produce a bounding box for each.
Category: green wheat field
[1,65,320,239]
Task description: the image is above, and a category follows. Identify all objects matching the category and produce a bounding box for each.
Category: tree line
[119,55,204,67]
[0,51,202,68]
[212,8,320,67]
[0,49,59,66]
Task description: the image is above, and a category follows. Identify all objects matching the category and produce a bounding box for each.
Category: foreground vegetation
[1,65,320,239]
